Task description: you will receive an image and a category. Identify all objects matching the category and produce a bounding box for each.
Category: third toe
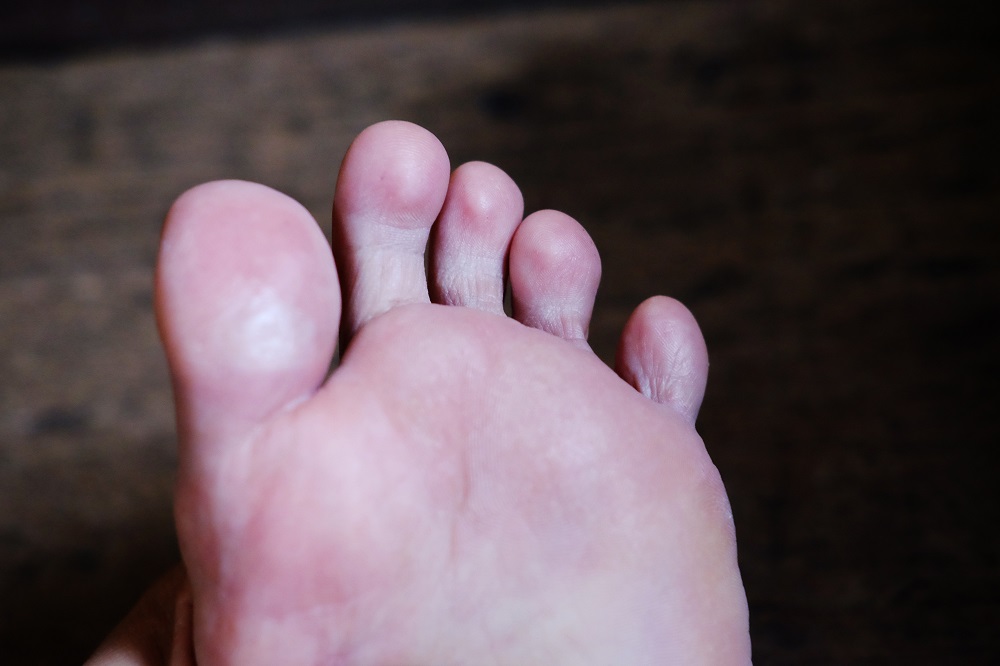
[430,161,524,314]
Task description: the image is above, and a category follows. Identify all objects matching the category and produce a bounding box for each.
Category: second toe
[332,121,452,340]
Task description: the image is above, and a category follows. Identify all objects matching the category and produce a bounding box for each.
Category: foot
[104,121,749,664]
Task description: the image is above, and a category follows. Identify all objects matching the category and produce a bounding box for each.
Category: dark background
[4,0,621,60]
[1,0,998,663]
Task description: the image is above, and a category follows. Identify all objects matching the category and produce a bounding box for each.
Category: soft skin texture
[87,121,750,665]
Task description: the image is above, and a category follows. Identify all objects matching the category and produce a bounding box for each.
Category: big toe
[332,120,451,341]
[156,180,340,451]
[615,296,709,424]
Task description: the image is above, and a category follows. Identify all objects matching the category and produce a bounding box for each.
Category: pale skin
[87,121,751,665]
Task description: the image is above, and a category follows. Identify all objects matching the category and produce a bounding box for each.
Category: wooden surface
[1,0,997,663]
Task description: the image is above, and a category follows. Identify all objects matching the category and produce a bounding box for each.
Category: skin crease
[87,121,750,666]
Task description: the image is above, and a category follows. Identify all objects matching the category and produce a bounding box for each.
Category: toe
[332,120,451,340]
[156,180,339,451]
[509,210,601,343]
[615,296,709,424]
[430,161,524,313]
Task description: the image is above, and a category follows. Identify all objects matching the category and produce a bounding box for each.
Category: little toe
[332,120,451,340]
[508,210,601,343]
[430,161,524,313]
[156,180,340,453]
[615,296,709,424]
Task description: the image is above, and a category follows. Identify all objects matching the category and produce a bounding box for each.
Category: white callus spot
[224,283,313,372]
